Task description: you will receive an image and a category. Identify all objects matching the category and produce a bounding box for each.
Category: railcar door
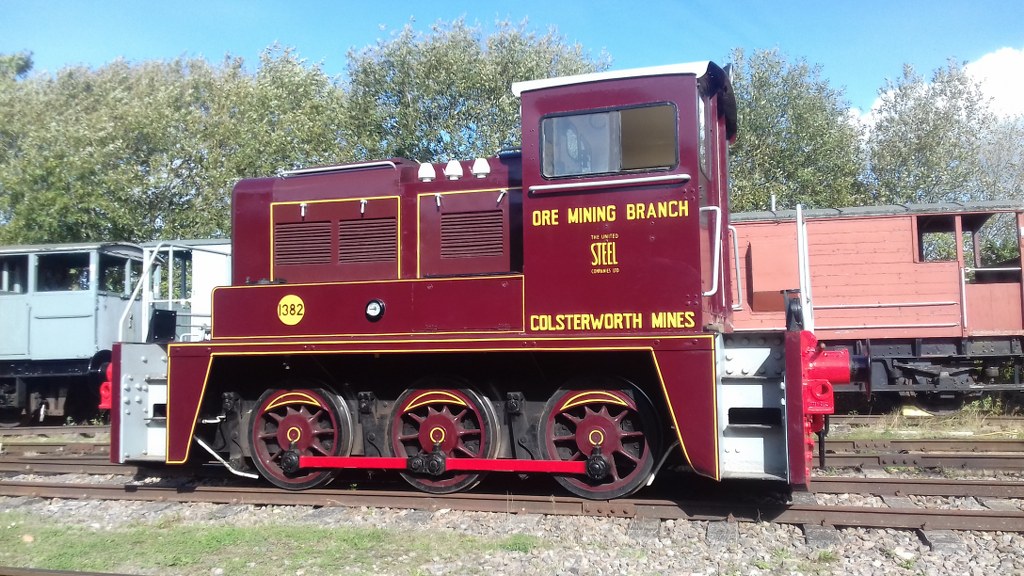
[959,209,1024,335]
[0,254,30,357]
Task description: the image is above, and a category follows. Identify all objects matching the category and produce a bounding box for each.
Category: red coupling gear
[797,329,852,418]
[98,362,112,411]
[794,330,851,481]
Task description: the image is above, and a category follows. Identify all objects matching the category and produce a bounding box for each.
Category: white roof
[511,61,713,96]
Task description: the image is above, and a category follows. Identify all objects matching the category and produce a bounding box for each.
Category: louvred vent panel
[441,210,504,259]
[274,221,332,265]
[339,217,398,263]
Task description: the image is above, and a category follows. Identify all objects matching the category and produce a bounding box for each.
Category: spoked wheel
[389,385,498,494]
[250,387,352,490]
[540,381,661,500]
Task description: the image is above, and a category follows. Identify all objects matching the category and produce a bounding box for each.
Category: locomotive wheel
[388,385,498,494]
[540,381,660,500]
[250,387,352,491]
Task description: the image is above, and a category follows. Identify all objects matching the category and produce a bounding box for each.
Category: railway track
[820,438,1024,469]
[0,427,1023,533]
[830,414,1024,427]
[0,473,1021,532]
[0,473,1019,532]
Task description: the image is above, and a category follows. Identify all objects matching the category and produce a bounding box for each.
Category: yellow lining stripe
[403,390,468,412]
[269,196,402,281]
[266,391,323,411]
[211,274,527,339]
[415,187,521,278]
[559,390,629,411]
[166,335,715,464]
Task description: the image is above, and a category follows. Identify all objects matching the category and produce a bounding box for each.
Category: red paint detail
[212,276,524,338]
[653,349,718,479]
[98,362,112,411]
[786,330,851,487]
[299,455,587,475]
[109,344,121,465]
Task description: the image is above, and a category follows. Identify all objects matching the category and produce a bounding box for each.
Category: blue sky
[2,0,1023,115]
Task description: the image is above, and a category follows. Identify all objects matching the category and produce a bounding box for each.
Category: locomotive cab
[514,63,737,336]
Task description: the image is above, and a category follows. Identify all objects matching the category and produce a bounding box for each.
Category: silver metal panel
[29,292,96,360]
[717,334,788,480]
[96,294,140,350]
[116,342,168,462]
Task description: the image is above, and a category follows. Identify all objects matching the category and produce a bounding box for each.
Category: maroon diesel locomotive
[110,62,858,499]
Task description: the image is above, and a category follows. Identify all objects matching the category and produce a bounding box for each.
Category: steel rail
[830,415,1024,427]
[826,439,1024,451]
[0,457,135,476]
[0,442,108,456]
[0,426,108,437]
[1,479,1022,532]
[811,476,1024,498]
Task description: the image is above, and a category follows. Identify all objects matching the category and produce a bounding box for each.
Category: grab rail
[701,205,722,297]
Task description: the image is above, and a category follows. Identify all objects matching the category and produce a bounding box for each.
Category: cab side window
[541,104,677,178]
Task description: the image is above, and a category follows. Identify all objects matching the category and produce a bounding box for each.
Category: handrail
[701,206,722,297]
[795,205,815,331]
[528,173,690,194]
[959,265,1023,329]
[728,225,743,310]
[281,161,398,177]
[117,242,167,341]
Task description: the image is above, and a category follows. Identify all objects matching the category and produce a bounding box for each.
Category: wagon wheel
[0,408,26,428]
[250,387,352,490]
[539,380,660,499]
[388,384,498,494]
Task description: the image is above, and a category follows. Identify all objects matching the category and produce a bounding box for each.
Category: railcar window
[36,252,90,292]
[0,255,28,294]
[99,254,139,295]
[916,215,957,262]
[541,104,677,178]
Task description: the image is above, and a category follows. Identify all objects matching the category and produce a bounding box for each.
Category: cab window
[541,103,677,178]
[36,252,90,292]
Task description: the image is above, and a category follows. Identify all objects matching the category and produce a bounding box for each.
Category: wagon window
[916,215,956,262]
[99,254,140,295]
[0,255,28,294]
[36,252,90,291]
[541,103,677,178]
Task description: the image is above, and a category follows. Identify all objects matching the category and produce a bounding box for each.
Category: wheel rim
[541,387,658,499]
[250,388,350,490]
[390,387,496,494]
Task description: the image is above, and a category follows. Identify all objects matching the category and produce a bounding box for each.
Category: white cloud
[965,46,1024,118]
[852,46,1024,130]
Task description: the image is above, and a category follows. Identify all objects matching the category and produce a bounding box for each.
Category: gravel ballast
[0,489,1022,576]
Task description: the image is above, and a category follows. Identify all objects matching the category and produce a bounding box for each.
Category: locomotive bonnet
[110,61,861,499]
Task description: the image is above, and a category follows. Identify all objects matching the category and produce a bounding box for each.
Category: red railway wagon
[731,202,1024,408]
[110,62,858,499]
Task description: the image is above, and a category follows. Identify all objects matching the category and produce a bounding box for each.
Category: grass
[829,396,1024,440]
[0,511,547,575]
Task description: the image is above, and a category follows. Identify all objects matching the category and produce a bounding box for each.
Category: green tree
[0,51,32,80]
[343,19,609,163]
[866,61,993,204]
[0,47,346,244]
[728,49,868,212]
